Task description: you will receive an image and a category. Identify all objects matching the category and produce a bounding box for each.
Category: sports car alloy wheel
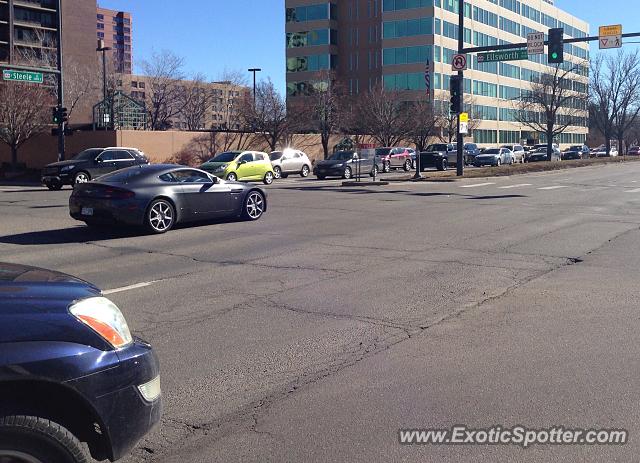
[147,199,175,233]
[244,191,265,220]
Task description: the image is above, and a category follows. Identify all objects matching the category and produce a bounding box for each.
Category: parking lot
[3,161,640,462]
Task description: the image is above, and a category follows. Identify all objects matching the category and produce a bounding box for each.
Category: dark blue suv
[0,262,161,462]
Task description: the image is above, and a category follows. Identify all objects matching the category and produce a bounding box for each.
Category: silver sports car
[69,164,267,233]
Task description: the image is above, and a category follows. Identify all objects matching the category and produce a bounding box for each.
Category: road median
[389,156,640,182]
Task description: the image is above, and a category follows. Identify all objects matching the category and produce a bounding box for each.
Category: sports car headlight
[60,165,75,172]
[214,164,228,173]
[70,297,133,349]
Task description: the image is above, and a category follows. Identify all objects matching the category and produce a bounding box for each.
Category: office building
[285,0,589,146]
[0,0,98,123]
[97,6,132,74]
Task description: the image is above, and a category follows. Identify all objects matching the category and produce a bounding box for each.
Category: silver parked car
[501,144,525,163]
[473,148,514,167]
[270,149,312,178]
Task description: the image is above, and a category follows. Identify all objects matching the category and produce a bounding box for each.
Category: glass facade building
[285,0,589,147]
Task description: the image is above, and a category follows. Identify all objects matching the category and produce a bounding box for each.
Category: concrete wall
[0,129,378,170]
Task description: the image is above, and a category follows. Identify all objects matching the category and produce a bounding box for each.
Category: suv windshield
[210,152,239,163]
[426,144,448,152]
[330,151,354,161]
[73,149,102,161]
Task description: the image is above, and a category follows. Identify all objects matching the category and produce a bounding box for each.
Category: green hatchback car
[200,151,275,185]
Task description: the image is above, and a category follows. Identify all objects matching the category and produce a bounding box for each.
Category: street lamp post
[248,68,261,107]
[97,40,112,130]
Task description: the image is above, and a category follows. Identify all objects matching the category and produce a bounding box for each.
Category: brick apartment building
[0,0,98,123]
[96,5,132,74]
[285,0,590,147]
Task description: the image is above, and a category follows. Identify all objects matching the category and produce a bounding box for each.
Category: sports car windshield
[98,168,147,183]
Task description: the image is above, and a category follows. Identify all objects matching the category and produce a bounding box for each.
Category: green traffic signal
[552,52,558,59]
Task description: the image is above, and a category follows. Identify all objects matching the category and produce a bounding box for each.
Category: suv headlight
[60,165,75,172]
[70,297,133,349]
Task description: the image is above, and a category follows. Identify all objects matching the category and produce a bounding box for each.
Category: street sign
[599,24,623,49]
[451,54,468,71]
[599,35,622,49]
[459,112,469,123]
[527,32,545,55]
[477,49,528,63]
[2,69,44,84]
[459,122,469,135]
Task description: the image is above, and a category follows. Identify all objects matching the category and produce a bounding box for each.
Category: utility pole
[248,68,261,107]
[456,1,464,177]
[56,0,65,161]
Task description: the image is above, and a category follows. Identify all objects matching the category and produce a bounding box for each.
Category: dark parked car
[419,149,448,172]
[313,151,378,180]
[375,147,414,173]
[422,143,458,167]
[527,147,562,162]
[627,146,640,156]
[69,164,268,233]
[0,262,161,463]
[42,147,149,190]
[464,143,481,166]
[562,145,589,160]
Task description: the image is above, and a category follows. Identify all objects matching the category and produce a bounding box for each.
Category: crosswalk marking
[538,186,569,190]
[498,184,532,189]
[624,188,640,193]
[460,182,495,188]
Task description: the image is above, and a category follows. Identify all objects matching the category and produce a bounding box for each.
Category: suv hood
[45,160,84,169]
[0,262,100,301]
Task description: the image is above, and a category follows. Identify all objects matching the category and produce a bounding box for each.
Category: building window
[383,17,433,39]
[286,4,337,23]
[97,14,104,21]
[383,46,432,66]
[473,129,497,144]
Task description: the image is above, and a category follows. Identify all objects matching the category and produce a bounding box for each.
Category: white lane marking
[103,281,157,295]
[624,188,640,193]
[498,183,533,189]
[460,182,496,188]
[538,186,569,190]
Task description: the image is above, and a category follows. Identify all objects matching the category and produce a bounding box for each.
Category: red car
[375,147,415,173]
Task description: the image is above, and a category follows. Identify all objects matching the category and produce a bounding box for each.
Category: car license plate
[81,207,94,216]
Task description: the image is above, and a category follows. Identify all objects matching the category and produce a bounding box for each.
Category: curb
[341,181,390,187]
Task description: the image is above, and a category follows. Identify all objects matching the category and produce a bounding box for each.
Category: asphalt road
[2,163,640,462]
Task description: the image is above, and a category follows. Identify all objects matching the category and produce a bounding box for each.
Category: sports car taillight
[102,187,135,199]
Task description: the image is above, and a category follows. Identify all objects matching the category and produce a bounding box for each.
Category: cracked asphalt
[2,161,640,462]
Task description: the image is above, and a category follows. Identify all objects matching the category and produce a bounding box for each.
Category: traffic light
[449,75,462,114]
[52,107,60,124]
[548,28,564,64]
[60,107,68,124]
[52,107,68,125]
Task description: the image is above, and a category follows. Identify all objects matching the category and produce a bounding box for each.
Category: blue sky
[99,0,639,93]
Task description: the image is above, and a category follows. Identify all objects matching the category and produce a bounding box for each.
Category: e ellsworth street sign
[477,49,529,63]
[2,69,44,84]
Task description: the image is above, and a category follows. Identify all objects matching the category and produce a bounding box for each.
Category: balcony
[13,0,57,12]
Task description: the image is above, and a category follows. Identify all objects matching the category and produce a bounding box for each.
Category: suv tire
[0,415,90,463]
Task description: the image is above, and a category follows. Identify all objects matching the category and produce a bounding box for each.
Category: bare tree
[514,62,588,160]
[178,73,214,131]
[407,99,439,152]
[292,72,345,159]
[0,82,52,169]
[609,51,640,154]
[353,85,411,147]
[240,79,290,152]
[216,68,249,87]
[140,50,186,130]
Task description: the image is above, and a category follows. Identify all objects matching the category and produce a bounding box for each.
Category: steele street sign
[2,69,44,84]
[527,32,545,55]
[477,49,528,63]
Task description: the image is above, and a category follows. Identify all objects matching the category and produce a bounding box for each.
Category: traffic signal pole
[456,1,465,177]
[56,0,65,161]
